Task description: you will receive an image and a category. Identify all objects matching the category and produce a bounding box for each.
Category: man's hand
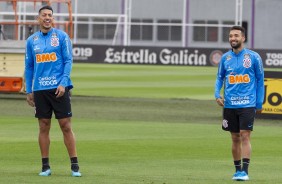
[26,93,35,107]
[216,97,224,106]
[55,85,65,98]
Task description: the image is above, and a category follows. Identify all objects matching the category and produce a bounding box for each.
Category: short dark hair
[230,26,245,36]
[38,5,53,14]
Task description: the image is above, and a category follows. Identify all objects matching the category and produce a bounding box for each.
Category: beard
[230,41,242,49]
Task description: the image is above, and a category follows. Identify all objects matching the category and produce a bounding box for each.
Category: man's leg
[230,132,242,180]
[230,130,251,181]
[38,118,52,176]
[231,132,241,161]
[58,117,77,157]
[58,117,81,177]
[240,130,251,174]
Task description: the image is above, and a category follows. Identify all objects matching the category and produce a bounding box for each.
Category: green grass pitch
[71,64,216,99]
[0,63,282,184]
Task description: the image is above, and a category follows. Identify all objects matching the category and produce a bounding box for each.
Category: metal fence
[0,0,281,49]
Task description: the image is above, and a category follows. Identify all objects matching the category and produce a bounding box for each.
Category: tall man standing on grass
[214,26,264,181]
[25,5,81,177]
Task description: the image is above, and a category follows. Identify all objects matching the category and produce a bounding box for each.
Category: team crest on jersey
[51,37,59,47]
[51,33,57,38]
[226,55,232,61]
[243,58,252,68]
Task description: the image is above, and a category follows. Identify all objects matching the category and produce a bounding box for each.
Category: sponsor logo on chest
[228,74,250,84]
[36,52,57,63]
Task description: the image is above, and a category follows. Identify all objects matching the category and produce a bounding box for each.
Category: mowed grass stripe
[74,86,213,99]
[72,64,216,99]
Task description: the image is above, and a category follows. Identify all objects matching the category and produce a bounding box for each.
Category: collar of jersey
[231,48,246,57]
[39,28,54,37]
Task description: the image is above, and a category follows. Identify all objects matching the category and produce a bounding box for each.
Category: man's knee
[240,131,251,142]
[59,119,72,133]
[231,133,241,143]
[39,119,51,132]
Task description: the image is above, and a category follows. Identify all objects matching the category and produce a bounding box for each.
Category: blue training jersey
[214,48,264,109]
[25,28,73,93]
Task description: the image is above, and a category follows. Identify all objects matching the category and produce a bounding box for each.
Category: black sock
[70,157,79,172]
[42,157,50,171]
[242,158,250,174]
[234,160,241,172]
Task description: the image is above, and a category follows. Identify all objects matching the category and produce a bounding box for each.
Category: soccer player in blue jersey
[214,26,264,181]
[25,5,81,177]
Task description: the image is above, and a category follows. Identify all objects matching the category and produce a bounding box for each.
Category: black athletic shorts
[222,107,256,133]
[34,88,72,119]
